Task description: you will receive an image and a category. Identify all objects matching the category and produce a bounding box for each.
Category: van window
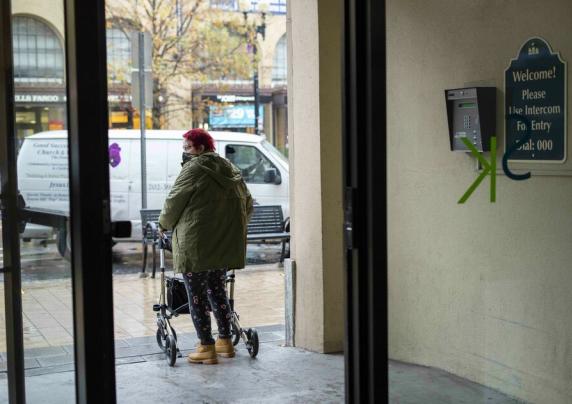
[225,144,279,184]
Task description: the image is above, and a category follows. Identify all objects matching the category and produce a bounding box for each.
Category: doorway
[1,0,390,402]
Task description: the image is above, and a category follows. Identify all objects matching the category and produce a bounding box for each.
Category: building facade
[10,1,66,147]
[12,0,288,153]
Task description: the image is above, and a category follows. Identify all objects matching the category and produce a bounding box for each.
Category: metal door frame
[0,0,25,401]
[66,0,116,400]
[0,0,116,402]
[343,0,388,402]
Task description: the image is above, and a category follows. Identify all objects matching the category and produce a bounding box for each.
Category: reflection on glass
[11,0,76,401]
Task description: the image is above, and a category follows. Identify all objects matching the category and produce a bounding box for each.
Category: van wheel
[56,226,71,261]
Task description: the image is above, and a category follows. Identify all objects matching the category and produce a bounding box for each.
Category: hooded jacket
[158,152,253,273]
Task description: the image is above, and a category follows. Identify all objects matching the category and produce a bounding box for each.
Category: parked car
[17,129,289,256]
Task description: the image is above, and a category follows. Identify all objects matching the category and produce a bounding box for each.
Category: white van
[18,129,289,250]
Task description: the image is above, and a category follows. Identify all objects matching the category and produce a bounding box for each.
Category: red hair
[183,128,216,152]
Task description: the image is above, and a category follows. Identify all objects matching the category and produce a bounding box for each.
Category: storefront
[192,88,288,153]
[12,15,67,145]
[108,91,135,129]
[14,91,66,142]
[208,98,265,132]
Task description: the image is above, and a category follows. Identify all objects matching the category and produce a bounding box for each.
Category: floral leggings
[182,269,232,345]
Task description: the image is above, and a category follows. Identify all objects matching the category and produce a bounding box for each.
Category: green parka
[158,152,253,273]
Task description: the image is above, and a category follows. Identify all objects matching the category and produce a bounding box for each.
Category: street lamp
[239,0,268,135]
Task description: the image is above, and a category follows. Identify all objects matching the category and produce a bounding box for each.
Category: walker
[153,233,260,366]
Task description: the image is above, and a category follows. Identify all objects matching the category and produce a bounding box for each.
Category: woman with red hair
[183,128,216,152]
[159,128,253,365]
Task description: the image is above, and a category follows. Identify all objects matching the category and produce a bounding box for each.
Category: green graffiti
[458,137,496,204]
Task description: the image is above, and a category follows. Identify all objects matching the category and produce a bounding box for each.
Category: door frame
[65,0,116,401]
[0,0,26,401]
[343,0,388,402]
[0,0,116,402]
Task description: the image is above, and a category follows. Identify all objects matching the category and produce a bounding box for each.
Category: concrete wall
[388,1,572,402]
[288,0,344,353]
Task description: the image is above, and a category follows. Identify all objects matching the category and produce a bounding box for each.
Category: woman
[158,128,253,364]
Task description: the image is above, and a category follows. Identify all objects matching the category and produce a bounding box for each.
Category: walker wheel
[246,328,259,358]
[156,322,177,351]
[166,335,177,366]
[156,327,167,351]
[232,321,241,346]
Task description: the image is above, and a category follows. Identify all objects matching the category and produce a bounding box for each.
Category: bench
[140,205,290,277]
[140,209,165,278]
[246,205,290,263]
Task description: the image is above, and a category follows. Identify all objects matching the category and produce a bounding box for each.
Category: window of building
[210,0,287,14]
[12,16,65,84]
[106,28,132,84]
[226,144,280,183]
[210,0,238,10]
[272,34,287,83]
[269,1,287,14]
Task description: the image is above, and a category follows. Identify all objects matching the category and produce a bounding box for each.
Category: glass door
[0,0,77,402]
[1,0,117,402]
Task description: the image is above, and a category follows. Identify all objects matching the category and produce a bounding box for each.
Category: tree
[106,0,255,128]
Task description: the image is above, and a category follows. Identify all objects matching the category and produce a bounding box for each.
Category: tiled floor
[0,265,285,352]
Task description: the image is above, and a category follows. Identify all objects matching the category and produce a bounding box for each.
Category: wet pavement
[3,240,285,282]
[0,265,285,352]
[0,239,286,355]
[0,324,286,376]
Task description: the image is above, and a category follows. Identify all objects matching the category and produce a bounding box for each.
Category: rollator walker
[153,232,259,366]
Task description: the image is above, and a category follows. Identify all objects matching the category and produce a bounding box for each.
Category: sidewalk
[0,240,61,263]
[0,323,285,376]
[0,266,285,353]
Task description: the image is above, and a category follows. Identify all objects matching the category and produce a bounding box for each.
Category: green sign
[505,37,566,162]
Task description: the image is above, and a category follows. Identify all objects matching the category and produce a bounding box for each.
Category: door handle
[0,192,28,233]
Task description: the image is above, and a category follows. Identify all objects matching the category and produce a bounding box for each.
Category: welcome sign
[505,37,566,162]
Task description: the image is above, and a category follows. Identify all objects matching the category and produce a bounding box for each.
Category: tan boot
[215,337,235,358]
[187,343,218,364]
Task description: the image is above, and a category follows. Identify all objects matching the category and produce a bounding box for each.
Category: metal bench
[140,205,290,277]
[140,208,164,278]
[246,205,290,263]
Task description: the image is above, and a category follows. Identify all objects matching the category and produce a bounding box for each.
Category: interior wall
[388,1,572,403]
[287,0,344,353]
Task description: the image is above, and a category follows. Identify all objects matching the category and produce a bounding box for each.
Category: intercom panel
[445,87,496,152]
